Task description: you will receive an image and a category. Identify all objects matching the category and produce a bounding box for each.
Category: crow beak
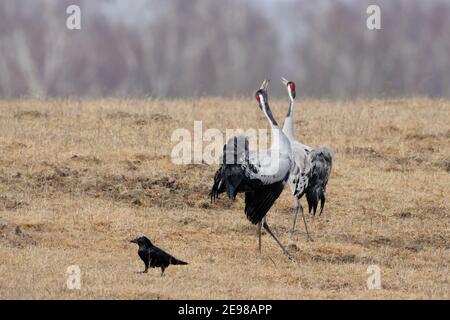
[130,239,138,243]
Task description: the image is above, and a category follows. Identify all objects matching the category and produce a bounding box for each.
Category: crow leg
[262,220,295,261]
[161,267,165,277]
[141,262,149,274]
[139,267,148,274]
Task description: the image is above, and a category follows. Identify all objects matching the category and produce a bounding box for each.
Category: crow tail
[171,257,188,265]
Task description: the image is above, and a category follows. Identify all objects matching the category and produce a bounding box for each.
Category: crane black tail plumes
[305,146,333,215]
[306,184,326,215]
[210,167,224,202]
[210,135,249,202]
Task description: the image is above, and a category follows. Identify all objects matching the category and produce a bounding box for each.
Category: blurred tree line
[0,0,449,99]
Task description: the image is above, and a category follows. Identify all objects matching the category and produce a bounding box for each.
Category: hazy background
[1,0,449,99]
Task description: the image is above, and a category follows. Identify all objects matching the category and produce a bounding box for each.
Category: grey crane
[210,80,296,260]
[281,77,333,241]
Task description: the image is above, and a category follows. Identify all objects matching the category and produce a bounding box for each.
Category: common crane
[210,80,296,260]
[281,77,333,241]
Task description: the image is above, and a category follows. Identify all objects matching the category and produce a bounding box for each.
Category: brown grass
[0,97,448,299]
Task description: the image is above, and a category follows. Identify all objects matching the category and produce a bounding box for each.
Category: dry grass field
[0,97,448,299]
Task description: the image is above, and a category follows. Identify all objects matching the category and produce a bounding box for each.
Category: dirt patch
[433,159,450,172]
[411,205,448,218]
[344,146,384,159]
[70,154,101,165]
[405,133,440,141]
[308,245,375,265]
[294,120,309,126]
[4,142,29,151]
[369,236,391,246]
[287,243,300,252]
[404,244,423,252]
[0,219,36,248]
[149,113,173,122]
[415,146,436,153]
[0,194,28,210]
[105,111,136,120]
[106,112,173,125]
[397,211,412,219]
[319,280,351,291]
[413,234,449,248]
[380,125,401,134]
[34,166,79,185]
[24,165,209,209]
[385,155,431,172]
[134,113,174,125]
[309,252,373,265]
[132,153,153,161]
[121,160,142,171]
[363,232,448,251]
[14,110,48,120]
[134,119,148,126]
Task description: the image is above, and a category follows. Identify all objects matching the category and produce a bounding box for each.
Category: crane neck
[261,99,291,155]
[282,99,295,141]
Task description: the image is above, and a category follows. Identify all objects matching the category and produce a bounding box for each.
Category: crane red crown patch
[289,82,296,92]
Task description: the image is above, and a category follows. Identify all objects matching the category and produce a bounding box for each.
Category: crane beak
[281,77,289,86]
[259,79,269,90]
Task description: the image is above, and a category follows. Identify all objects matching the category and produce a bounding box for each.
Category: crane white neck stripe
[259,94,278,127]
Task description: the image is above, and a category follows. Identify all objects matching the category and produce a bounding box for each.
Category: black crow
[130,236,187,276]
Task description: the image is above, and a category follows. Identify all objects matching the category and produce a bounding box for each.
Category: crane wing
[210,136,292,202]
[244,150,292,185]
[287,140,313,198]
[244,181,285,224]
[289,161,309,198]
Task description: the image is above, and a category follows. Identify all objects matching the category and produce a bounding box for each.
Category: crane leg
[262,220,295,262]
[257,216,267,253]
[299,201,313,242]
[257,221,262,253]
[290,198,299,237]
[292,198,313,241]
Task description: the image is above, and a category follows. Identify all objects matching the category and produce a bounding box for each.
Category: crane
[281,77,333,241]
[210,80,296,260]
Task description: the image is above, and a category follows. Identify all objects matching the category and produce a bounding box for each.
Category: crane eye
[255,94,260,103]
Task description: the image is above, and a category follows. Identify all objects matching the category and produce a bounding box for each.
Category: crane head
[281,77,296,100]
[255,79,270,110]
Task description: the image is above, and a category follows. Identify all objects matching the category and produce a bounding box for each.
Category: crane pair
[210,79,332,260]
